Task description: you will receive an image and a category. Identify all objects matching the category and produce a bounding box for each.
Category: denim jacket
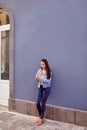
[36,69,52,88]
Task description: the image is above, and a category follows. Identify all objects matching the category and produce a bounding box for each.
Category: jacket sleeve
[43,72,52,85]
[43,77,52,85]
[35,69,41,81]
[36,69,41,75]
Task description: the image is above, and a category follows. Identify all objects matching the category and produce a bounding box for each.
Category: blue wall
[0,0,87,110]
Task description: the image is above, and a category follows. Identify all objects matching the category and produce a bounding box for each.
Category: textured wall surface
[0,0,87,111]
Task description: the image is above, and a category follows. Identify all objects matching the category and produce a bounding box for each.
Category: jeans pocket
[46,87,51,93]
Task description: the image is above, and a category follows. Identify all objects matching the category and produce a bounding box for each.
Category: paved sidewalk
[0,107,87,130]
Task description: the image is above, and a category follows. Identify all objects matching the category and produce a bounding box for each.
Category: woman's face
[40,61,46,70]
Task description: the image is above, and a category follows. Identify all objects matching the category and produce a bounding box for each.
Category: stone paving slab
[0,109,86,130]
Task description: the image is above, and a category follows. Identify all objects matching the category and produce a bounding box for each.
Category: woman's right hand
[35,74,43,81]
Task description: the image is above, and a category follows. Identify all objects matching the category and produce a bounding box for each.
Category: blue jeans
[36,87,51,119]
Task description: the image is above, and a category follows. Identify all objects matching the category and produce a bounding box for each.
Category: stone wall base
[9,98,87,127]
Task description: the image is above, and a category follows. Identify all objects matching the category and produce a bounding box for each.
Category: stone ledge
[9,98,87,127]
[0,105,8,111]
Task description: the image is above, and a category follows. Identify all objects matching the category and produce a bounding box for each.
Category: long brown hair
[41,59,51,79]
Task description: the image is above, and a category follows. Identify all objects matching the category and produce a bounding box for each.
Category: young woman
[35,59,52,126]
